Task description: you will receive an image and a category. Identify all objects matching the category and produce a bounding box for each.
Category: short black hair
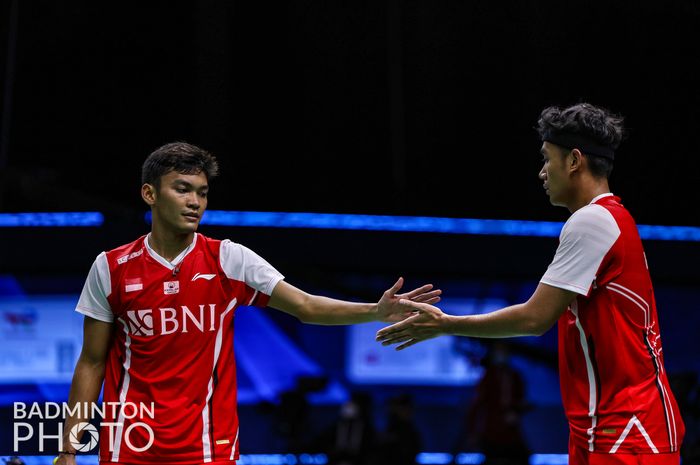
[142,142,219,189]
[537,103,625,178]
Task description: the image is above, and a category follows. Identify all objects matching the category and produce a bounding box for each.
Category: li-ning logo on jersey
[125,305,218,336]
[117,248,144,265]
[192,273,216,282]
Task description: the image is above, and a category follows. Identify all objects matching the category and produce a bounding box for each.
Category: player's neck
[148,227,195,262]
[567,178,610,213]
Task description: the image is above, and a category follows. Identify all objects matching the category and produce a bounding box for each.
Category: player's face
[152,170,209,234]
[539,142,572,207]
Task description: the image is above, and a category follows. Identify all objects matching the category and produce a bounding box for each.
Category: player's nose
[186,193,200,209]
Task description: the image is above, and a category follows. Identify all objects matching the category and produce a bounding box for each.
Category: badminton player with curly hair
[377,103,685,465]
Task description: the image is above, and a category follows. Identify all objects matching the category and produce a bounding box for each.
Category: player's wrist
[54,451,76,465]
[54,451,76,463]
[371,302,381,320]
[441,314,461,335]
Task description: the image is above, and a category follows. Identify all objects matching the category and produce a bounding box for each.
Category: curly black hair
[537,103,625,178]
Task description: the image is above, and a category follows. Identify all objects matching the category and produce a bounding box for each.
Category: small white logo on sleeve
[117,248,144,265]
[192,273,216,282]
[164,281,180,295]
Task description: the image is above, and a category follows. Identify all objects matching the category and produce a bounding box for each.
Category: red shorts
[569,442,680,465]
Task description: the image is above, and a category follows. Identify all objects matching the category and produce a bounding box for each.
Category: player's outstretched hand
[375,299,449,350]
[376,277,442,323]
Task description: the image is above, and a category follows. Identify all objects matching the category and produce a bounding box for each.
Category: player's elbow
[75,353,107,379]
[518,299,560,336]
[294,309,315,324]
[293,295,338,325]
[290,293,318,324]
[528,323,551,337]
[520,317,552,337]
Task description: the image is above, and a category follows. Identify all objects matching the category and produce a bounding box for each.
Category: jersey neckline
[144,232,198,270]
[589,192,614,205]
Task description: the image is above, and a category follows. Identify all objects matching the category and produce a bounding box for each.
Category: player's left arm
[268,277,441,325]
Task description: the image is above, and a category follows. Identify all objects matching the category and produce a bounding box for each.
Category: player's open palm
[376,299,448,350]
[376,277,441,323]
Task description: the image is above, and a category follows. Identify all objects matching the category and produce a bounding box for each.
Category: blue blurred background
[1,215,699,464]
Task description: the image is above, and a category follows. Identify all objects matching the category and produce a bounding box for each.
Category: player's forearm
[62,358,106,451]
[445,303,547,338]
[297,294,378,325]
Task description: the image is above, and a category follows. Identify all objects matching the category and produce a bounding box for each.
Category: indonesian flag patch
[125,278,143,293]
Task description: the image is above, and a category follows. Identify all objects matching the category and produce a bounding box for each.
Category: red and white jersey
[541,193,684,455]
[76,233,284,464]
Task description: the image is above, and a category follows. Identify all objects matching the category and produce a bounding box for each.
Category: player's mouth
[183,212,200,222]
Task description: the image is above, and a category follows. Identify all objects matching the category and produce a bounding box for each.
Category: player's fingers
[384,277,404,296]
[376,326,396,341]
[401,284,435,299]
[411,291,442,303]
[383,311,417,323]
[376,327,405,342]
[378,333,405,345]
[376,315,419,340]
[381,334,413,346]
[397,299,427,312]
[396,338,421,351]
[422,296,441,305]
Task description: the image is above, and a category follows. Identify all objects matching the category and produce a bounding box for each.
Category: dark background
[2,1,700,225]
[1,0,700,461]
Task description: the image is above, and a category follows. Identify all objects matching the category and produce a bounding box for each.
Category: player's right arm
[376,205,619,350]
[56,316,112,464]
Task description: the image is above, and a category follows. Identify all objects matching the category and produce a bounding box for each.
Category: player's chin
[547,194,562,207]
[178,220,200,232]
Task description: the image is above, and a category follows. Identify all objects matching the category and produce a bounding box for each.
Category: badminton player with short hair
[377,103,685,464]
[56,142,441,465]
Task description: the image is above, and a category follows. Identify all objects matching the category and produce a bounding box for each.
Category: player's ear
[141,183,157,206]
[569,149,584,173]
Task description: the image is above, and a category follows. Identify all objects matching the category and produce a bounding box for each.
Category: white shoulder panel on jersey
[540,204,621,296]
[75,252,114,323]
[220,240,284,296]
